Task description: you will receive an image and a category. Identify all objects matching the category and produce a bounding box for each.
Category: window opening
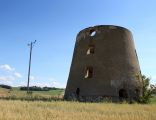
[85,67,93,78]
[90,30,96,36]
[87,45,94,55]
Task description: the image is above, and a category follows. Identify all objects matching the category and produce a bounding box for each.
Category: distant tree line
[0,84,12,89]
[0,84,64,91]
[20,86,64,91]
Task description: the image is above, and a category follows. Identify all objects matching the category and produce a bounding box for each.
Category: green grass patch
[150,96,156,104]
[0,87,64,101]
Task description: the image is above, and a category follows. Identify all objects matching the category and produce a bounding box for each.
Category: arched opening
[89,30,96,36]
[119,89,128,100]
[76,88,80,97]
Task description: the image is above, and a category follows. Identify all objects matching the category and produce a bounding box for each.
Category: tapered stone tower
[64,25,142,102]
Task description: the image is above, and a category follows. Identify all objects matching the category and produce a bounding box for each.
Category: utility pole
[27,40,36,93]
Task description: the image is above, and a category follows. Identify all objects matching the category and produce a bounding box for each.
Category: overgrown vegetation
[138,75,156,103]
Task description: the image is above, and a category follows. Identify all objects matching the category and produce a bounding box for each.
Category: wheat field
[0,100,156,120]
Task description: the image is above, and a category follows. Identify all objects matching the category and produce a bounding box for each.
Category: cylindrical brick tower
[64,25,142,102]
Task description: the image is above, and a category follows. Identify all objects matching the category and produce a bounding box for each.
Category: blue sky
[0,0,156,88]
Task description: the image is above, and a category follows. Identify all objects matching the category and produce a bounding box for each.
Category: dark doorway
[76,88,80,97]
[119,89,128,100]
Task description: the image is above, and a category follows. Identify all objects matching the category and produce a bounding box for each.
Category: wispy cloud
[0,64,15,72]
[0,64,22,84]
[151,76,156,84]
[51,81,66,88]
[30,76,35,80]
[0,64,66,88]
[0,76,15,81]
[30,81,65,88]
[29,76,66,88]
[14,72,22,78]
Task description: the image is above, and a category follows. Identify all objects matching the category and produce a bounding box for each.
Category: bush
[138,75,155,103]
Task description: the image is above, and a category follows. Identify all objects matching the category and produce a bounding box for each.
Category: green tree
[138,75,155,103]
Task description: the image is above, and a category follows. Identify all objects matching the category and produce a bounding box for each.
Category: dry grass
[0,100,156,120]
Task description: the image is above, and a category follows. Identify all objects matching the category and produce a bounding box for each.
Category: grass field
[0,87,64,101]
[0,87,64,96]
[0,100,156,120]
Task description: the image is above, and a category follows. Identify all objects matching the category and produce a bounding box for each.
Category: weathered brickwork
[64,25,143,102]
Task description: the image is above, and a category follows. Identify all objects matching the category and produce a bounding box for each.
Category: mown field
[0,87,156,120]
[0,100,156,120]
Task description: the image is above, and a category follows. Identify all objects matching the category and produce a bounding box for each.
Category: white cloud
[28,76,66,88]
[30,82,50,87]
[14,72,22,78]
[52,81,66,88]
[151,76,156,84]
[0,64,15,72]
[0,76,15,81]
[30,81,65,88]
[152,76,156,80]
[30,76,35,80]
[0,64,22,86]
[0,80,13,86]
